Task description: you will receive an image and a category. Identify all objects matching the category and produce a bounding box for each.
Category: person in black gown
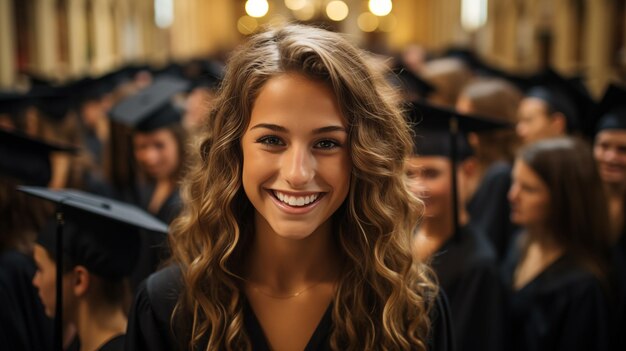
[455,78,522,261]
[108,78,190,290]
[31,198,143,351]
[125,24,454,351]
[589,83,626,349]
[502,137,619,351]
[0,128,63,351]
[408,130,505,351]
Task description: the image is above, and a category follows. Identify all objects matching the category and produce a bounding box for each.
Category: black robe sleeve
[428,291,455,351]
[446,264,506,351]
[553,280,614,351]
[432,227,506,351]
[125,266,182,351]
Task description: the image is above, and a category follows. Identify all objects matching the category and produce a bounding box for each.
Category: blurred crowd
[1,38,626,351]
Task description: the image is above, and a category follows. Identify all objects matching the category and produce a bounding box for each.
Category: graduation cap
[108,77,189,132]
[30,83,76,121]
[70,76,113,105]
[0,128,78,186]
[0,91,32,117]
[525,68,594,134]
[585,84,626,139]
[441,47,533,91]
[409,101,512,236]
[17,186,169,351]
[388,64,435,99]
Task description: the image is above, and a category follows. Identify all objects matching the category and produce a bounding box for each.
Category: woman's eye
[314,139,340,149]
[257,136,284,146]
[421,170,439,179]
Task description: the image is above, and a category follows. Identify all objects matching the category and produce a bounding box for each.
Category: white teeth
[273,191,320,207]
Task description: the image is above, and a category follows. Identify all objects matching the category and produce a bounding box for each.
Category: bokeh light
[285,0,307,11]
[358,12,379,32]
[326,1,349,22]
[293,2,316,21]
[368,0,392,17]
[245,0,269,18]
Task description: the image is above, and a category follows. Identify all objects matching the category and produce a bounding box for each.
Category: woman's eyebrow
[250,123,346,134]
[250,123,288,132]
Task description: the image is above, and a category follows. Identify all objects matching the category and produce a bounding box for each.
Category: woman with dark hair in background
[504,137,618,351]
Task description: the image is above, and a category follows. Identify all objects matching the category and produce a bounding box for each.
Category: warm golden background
[0,0,624,96]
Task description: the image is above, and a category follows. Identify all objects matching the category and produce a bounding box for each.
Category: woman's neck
[148,180,175,214]
[513,229,564,290]
[76,302,127,351]
[245,214,340,293]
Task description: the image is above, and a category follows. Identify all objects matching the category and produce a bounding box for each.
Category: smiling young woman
[125,25,453,351]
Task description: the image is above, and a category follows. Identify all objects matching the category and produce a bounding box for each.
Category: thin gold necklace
[245,280,325,299]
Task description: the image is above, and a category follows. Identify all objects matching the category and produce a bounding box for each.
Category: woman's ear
[459,156,478,178]
[71,266,90,297]
[467,132,480,149]
[550,112,567,135]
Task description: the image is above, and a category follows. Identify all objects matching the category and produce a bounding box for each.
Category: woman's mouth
[271,190,324,207]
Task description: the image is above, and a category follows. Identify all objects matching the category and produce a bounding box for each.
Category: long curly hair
[169,24,437,351]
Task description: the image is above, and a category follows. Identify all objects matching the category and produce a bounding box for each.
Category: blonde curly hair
[169,24,437,351]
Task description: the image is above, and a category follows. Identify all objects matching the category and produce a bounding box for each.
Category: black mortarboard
[108,77,189,132]
[413,130,473,161]
[525,68,594,134]
[408,101,512,236]
[441,47,533,90]
[151,62,185,79]
[388,64,435,99]
[0,128,77,185]
[591,84,626,135]
[18,186,168,351]
[30,84,76,121]
[190,60,225,91]
[70,77,112,104]
[0,91,32,117]
[409,100,513,132]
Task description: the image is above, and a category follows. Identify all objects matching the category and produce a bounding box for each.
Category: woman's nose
[282,145,315,188]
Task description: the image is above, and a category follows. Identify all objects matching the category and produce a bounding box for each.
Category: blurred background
[1,0,625,96]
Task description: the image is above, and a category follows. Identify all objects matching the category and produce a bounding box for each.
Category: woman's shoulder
[427,290,455,351]
[126,265,185,351]
[142,264,183,321]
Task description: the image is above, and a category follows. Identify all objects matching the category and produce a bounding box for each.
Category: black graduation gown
[430,225,506,351]
[502,247,615,351]
[125,265,455,351]
[0,250,53,351]
[129,184,180,290]
[97,334,125,351]
[138,183,182,225]
[467,161,518,261]
[612,226,626,349]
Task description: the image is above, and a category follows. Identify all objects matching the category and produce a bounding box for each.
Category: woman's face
[406,156,452,219]
[594,129,626,186]
[508,159,551,228]
[133,128,180,180]
[241,73,351,240]
[32,245,74,319]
